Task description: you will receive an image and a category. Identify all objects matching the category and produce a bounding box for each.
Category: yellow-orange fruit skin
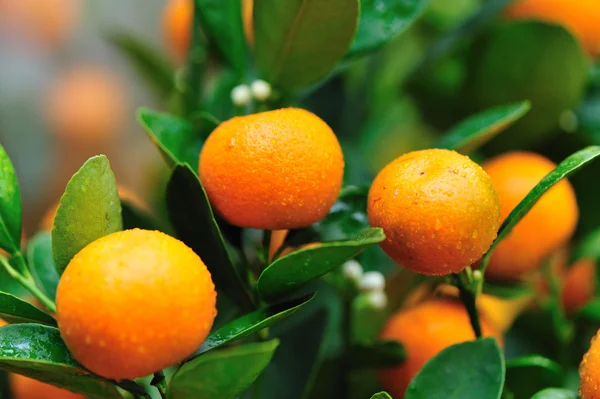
[483,152,578,281]
[56,229,217,380]
[562,259,595,314]
[367,149,501,275]
[506,0,600,57]
[44,67,126,143]
[11,374,84,399]
[580,330,600,398]
[380,300,502,399]
[243,0,254,45]
[162,0,192,62]
[199,108,344,230]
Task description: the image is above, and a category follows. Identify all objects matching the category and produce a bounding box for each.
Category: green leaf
[166,164,254,310]
[196,0,247,75]
[0,324,121,399]
[137,107,202,170]
[170,339,279,399]
[482,281,532,299]
[257,228,385,302]
[577,298,600,322]
[405,338,504,399]
[0,144,22,254]
[254,0,359,90]
[531,388,579,399]
[26,232,59,301]
[0,292,55,326]
[482,146,600,271]
[349,340,405,369]
[52,156,122,275]
[504,355,564,399]
[196,294,313,355]
[436,101,531,153]
[348,0,431,57]
[572,227,600,262]
[106,32,174,97]
[371,393,393,399]
[467,21,588,150]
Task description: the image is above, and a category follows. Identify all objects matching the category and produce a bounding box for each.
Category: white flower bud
[366,290,388,309]
[251,79,272,101]
[472,269,483,282]
[342,260,363,282]
[359,271,385,292]
[231,84,252,107]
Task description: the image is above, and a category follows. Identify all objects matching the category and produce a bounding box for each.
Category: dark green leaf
[121,200,162,231]
[436,101,531,153]
[0,324,121,399]
[196,0,247,74]
[349,340,405,369]
[405,338,504,399]
[166,164,254,310]
[26,232,59,301]
[254,0,359,90]
[531,388,578,399]
[577,298,600,322]
[0,144,21,254]
[52,156,122,275]
[371,393,393,399]
[196,294,313,355]
[348,0,431,57]
[170,339,279,399]
[504,355,564,399]
[257,228,385,302]
[572,227,600,262]
[482,281,532,299]
[0,292,55,326]
[137,107,202,170]
[107,32,174,97]
[482,146,600,271]
[263,308,329,399]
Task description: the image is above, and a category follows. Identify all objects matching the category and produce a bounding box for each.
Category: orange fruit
[380,299,503,398]
[199,108,344,230]
[0,0,81,49]
[506,0,600,57]
[56,229,217,380]
[162,0,192,62]
[40,185,145,231]
[367,149,501,275]
[269,229,288,261]
[482,152,578,281]
[562,258,595,314]
[243,0,254,45]
[580,330,600,398]
[11,374,84,399]
[44,66,126,143]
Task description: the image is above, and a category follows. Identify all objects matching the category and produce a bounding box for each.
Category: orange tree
[2,0,600,398]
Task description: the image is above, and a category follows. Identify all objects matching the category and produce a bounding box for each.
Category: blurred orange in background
[44,66,127,143]
[162,0,193,62]
[0,0,82,49]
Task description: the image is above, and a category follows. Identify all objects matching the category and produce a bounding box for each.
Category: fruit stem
[454,272,482,338]
[0,255,56,313]
[151,371,168,399]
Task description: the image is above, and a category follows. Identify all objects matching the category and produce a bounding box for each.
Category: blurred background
[1,0,599,245]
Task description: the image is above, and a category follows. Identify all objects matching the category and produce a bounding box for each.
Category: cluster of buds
[231,79,272,106]
[342,260,388,309]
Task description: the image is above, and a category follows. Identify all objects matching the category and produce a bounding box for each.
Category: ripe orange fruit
[0,0,81,49]
[162,0,192,62]
[380,299,503,398]
[11,374,84,399]
[506,0,600,57]
[482,152,578,281]
[44,66,126,143]
[367,149,501,275]
[39,185,145,231]
[243,0,254,45]
[562,258,595,314]
[56,229,217,380]
[580,330,600,398]
[199,108,344,230]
